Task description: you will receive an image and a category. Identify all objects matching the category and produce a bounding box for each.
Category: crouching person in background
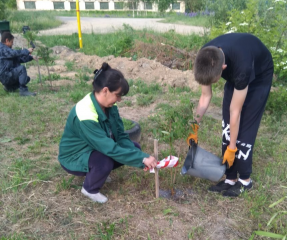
[0,32,36,96]
[58,62,157,203]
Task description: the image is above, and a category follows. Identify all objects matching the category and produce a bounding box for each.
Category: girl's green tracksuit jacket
[58,93,148,172]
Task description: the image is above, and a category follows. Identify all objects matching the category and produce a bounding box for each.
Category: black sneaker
[222,180,253,197]
[20,90,37,97]
[208,180,234,192]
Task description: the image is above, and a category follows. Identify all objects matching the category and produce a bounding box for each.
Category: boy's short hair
[194,46,224,85]
[1,32,14,43]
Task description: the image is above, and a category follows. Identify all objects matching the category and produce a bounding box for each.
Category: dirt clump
[128,41,197,71]
[48,46,199,90]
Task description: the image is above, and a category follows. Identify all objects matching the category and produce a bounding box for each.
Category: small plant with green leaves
[122,118,135,131]
[161,130,179,194]
[75,69,91,83]
[123,99,132,107]
[55,176,75,193]
[22,30,44,86]
[23,30,37,48]
[137,94,155,106]
[97,221,115,240]
[250,186,287,239]
[36,46,55,88]
[64,61,75,71]
[265,87,287,120]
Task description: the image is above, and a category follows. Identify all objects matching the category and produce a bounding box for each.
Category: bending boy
[187,33,273,197]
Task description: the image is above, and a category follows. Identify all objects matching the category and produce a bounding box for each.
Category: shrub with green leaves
[265,87,287,119]
[205,0,247,25]
[210,0,287,81]
[149,97,194,143]
[23,30,37,48]
[122,118,135,131]
[0,0,6,20]
[36,46,55,87]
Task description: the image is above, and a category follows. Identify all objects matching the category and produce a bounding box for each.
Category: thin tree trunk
[36,59,42,88]
[46,65,52,88]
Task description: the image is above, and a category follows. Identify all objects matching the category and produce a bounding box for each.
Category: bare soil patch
[46,46,199,90]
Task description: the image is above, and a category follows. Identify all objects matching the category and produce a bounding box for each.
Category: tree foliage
[205,0,247,25]
[6,0,17,9]
[0,0,7,20]
[211,0,287,81]
[155,0,174,12]
[184,0,205,12]
[0,0,16,20]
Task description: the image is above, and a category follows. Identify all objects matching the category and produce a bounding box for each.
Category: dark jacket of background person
[58,92,149,172]
[0,42,33,84]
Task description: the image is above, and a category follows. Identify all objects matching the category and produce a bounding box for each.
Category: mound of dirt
[50,46,199,90]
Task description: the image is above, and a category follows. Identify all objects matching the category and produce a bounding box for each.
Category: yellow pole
[76,0,83,48]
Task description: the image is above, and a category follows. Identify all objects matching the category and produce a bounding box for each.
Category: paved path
[40,17,205,35]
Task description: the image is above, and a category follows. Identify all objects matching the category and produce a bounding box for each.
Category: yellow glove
[186,123,199,145]
[222,146,238,168]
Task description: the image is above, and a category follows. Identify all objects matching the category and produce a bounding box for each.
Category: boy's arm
[1,47,30,59]
[195,85,212,123]
[229,86,248,149]
[19,55,33,63]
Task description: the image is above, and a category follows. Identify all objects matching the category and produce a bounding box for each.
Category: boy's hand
[32,56,41,61]
[28,48,34,53]
[186,123,199,145]
[222,146,238,168]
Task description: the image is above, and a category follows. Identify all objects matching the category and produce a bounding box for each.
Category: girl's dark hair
[92,62,129,96]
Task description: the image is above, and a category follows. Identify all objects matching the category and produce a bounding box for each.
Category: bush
[210,0,287,81]
[205,0,247,25]
[0,1,6,20]
[266,87,287,119]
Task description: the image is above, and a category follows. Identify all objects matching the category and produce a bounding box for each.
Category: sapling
[161,130,177,195]
[36,46,55,89]
[22,30,43,86]
[23,30,37,49]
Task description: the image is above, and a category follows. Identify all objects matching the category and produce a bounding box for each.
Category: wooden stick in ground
[154,139,159,198]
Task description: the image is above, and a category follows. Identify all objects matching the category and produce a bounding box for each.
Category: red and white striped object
[150,155,179,173]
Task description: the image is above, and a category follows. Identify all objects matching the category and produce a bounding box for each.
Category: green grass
[7,10,62,32]
[64,61,75,71]
[55,10,165,18]
[122,118,135,131]
[6,10,208,34]
[37,26,207,58]
[160,13,210,27]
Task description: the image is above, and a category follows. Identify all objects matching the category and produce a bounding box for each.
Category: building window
[100,2,109,10]
[144,2,152,10]
[128,2,138,10]
[54,2,65,10]
[70,2,76,10]
[172,2,180,10]
[114,2,124,10]
[24,1,36,9]
[85,2,94,9]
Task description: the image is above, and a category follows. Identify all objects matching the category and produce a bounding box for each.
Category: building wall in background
[17,0,185,12]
